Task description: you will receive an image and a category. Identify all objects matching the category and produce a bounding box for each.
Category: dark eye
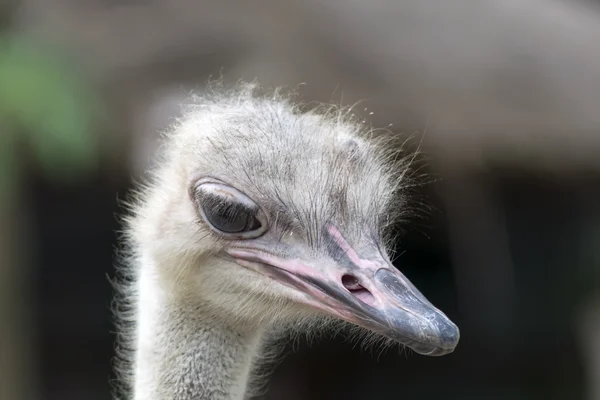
[193,180,267,238]
[204,201,262,233]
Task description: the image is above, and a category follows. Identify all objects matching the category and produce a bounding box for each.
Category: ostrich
[115,84,460,400]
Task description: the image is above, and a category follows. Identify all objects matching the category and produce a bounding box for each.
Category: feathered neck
[131,267,266,400]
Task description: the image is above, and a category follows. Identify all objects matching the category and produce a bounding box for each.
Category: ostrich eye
[204,200,261,233]
[194,181,266,238]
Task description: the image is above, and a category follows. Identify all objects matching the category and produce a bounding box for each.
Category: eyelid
[200,192,257,215]
[195,181,257,207]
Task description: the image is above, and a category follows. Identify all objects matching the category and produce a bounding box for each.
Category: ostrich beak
[227,226,459,356]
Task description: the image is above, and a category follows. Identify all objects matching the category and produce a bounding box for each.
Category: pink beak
[228,225,459,356]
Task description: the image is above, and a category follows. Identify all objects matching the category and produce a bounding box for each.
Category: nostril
[342,274,376,307]
[342,274,361,290]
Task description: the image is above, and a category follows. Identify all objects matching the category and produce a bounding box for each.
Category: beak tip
[438,320,460,349]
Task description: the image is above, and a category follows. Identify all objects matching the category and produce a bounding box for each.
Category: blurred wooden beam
[0,184,39,400]
[578,297,600,400]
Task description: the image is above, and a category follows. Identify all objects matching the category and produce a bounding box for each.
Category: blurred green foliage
[0,35,107,202]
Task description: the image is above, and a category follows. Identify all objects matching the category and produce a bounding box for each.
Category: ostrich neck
[133,269,265,400]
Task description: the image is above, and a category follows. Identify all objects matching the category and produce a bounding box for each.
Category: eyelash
[203,195,256,219]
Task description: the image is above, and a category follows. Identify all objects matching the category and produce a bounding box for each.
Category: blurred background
[1,0,600,399]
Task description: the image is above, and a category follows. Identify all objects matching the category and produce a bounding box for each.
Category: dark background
[2,1,600,399]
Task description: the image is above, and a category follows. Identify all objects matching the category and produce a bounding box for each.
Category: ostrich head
[129,85,459,357]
